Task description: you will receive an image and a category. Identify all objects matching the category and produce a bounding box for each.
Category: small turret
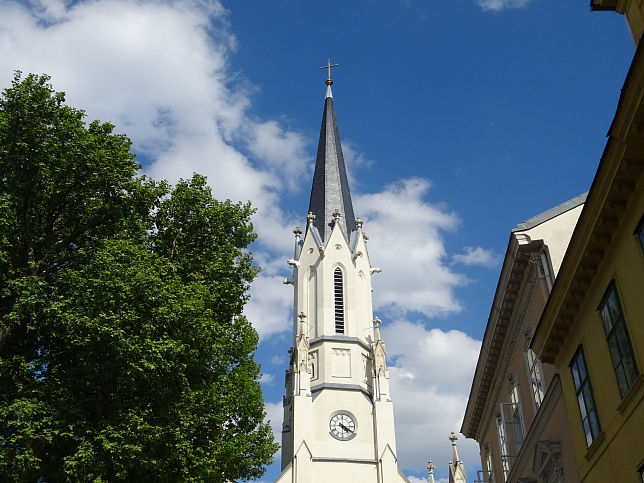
[426,460,436,483]
[448,432,467,483]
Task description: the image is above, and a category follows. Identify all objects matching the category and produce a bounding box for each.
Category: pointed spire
[308,61,355,243]
[448,432,467,483]
[426,460,436,483]
[449,432,460,463]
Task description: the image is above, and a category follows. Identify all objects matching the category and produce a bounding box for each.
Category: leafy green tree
[0,72,278,482]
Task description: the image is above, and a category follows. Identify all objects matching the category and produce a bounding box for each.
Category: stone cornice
[310,335,372,352]
[478,260,539,442]
[462,236,543,439]
[312,457,377,464]
[311,382,372,399]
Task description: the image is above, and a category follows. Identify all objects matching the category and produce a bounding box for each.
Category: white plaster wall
[311,461,378,483]
[516,204,584,275]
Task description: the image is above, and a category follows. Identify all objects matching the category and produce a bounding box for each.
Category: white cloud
[355,178,466,318]
[245,274,293,338]
[452,246,501,269]
[246,120,312,191]
[341,141,374,189]
[382,320,482,475]
[259,373,275,384]
[0,0,301,238]
[264,400,284,458]
[475,0,534,12]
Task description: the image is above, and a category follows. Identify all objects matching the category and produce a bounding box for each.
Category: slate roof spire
[308,62,355,243]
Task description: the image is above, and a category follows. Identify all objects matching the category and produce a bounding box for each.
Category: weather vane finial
[320,58,339,85]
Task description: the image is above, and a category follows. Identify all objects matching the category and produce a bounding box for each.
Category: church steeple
[276,67,406,483]
[308,62,356,243]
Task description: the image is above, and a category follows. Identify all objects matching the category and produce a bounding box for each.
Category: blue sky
[0,0,634,481]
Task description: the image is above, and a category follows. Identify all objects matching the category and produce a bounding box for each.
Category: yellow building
[531,13,644,482]
[462,196,585,483]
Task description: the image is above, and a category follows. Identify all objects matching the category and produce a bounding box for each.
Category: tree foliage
[0,72,278,481]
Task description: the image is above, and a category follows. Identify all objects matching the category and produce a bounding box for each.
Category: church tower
[275,64,409,483]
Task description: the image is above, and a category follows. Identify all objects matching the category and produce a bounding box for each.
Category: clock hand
[339,423,352,433]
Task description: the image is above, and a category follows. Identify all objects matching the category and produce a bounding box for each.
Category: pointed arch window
[334,267,345,334]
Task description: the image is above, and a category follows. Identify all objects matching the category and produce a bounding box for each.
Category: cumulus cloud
[0,0,300,243]
[382,320,481,476]
[452,246,501,269]
[259,373,275,384]
[246,120,312,191]
[475,0,534,11]
[355,178,466,317]
[264,400,284,458]
[245,274,293,338]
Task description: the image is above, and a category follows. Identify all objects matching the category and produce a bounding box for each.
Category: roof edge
[512,192,588,232]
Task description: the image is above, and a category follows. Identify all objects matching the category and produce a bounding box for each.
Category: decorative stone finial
[293,226,303,237]
[426,460,435,474]
[373,316,382,342]
[332,208,342,221]
[355,218,364,229]
[298,312,308,337]
[307,212,316,224]
[449,432,458,444]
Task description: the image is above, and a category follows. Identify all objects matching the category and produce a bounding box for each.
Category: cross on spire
[320,58,339,85]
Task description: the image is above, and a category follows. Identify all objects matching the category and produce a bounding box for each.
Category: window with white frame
[485,446,495,483]
[526,348,546,410]
[496,378,524,481]
[570,347,601,447]
[598,281,639,398]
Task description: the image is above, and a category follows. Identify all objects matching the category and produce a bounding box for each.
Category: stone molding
[479,258,539,440]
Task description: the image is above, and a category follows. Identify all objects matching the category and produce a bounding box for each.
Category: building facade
[274,76,409,483]
[530,10,644,481]
[461,196,585,483]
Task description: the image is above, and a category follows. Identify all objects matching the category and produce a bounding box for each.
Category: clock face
[329,412,356,441]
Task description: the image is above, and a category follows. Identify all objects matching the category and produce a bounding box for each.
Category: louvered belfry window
[334,267,345,334]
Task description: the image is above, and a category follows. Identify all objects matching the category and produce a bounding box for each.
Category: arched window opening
[334,267,344,334]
